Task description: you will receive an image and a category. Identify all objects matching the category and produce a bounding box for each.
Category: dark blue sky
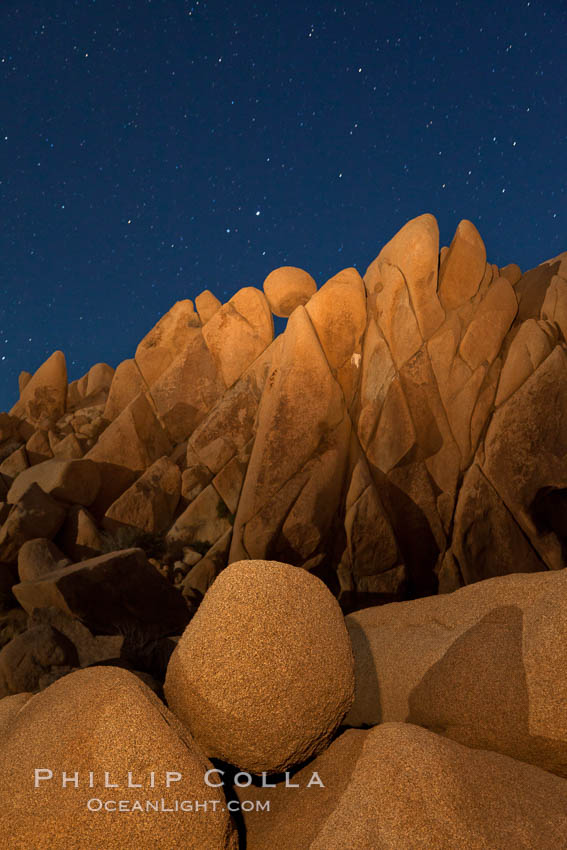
[1,0,565,411]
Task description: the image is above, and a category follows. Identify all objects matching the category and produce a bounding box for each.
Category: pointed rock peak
[263,266,317,318]
[438,219,487,312]
[368,213,443,340]
[195,289,221,325]
[10,350,68,426]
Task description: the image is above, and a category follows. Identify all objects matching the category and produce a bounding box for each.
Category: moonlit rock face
[164,559,355,774]
[0,666,238,849]
[263,266,317,317]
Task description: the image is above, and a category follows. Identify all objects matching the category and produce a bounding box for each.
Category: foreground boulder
[0,667,238,849]
[345,568,567,777]
[237,723,567,849]
[13,548,190,639]
[164,560,354,773]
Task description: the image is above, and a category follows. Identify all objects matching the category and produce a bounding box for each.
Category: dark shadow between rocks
[344,616,382,727]
[531,486,567,562]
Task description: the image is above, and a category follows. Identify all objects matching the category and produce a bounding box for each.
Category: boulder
[495,319,557,407]
[451,463,545,584]
[10,350,67,427]
[310,724,567,850]
[25,430,53,465]
[164,560,354,773]
[438,219,487,311]
[372,261,422,369]
[13,548,190,639]
[56,505,104,562]
[7,458,101,506]
[263,266,317,317]
[305,267,366,407]
[181,446,213,503]
[148,330,225,443]
[482,345,567,570]
[202,286,274,388]
[541,273,567,340]
[0,445,28,478]
[500,262,522,285]
[17,538,70,582]
[103,357,148,421]
[86,391,172,516]
[189,375,261,475]
[236,723,567,849]
[195,289,222,324]
[0,624,78,697]
[515,258,562,321]
[344,568,567,777]
[17,371,32,394]
[0,667,238,849]
[51,432,84,459]
[229,306,348,565]
[166,484,232,557]
[84,362,114,401]
[135,299,202,387]
[459,276,518,370]
[0,484,66,563]
[28,606,123,667]
[104,456,181,534]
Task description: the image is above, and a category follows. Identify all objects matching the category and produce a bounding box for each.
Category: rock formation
[0,213,566,847]
[164,560,355,773]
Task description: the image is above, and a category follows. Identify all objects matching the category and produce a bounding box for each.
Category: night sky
[1,1,565,412]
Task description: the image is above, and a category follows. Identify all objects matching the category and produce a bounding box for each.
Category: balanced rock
[0,667,238,849]
[263,266,317,317]
[164,560,355,773]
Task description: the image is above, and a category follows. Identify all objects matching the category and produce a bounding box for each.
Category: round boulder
[164,559,355,774]
[263,266,317,317]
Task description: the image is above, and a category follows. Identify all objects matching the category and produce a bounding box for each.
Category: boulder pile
[0,213,565,847]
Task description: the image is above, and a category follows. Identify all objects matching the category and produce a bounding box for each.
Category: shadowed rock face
[1,216,566,614]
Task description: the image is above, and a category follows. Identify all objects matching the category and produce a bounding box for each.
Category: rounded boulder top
[262,266,317,317]
[164,559,355,774]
